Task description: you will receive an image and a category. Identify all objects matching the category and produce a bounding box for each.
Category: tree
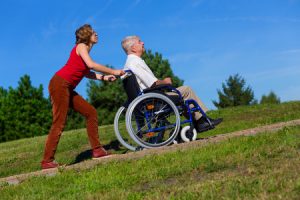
[213,74,257,108]
[260,91,280,104]
[0,87,8,138]
[0,75,52,142]
[142,50,183,87]
[87,71,127,125]
[86,49,184,125]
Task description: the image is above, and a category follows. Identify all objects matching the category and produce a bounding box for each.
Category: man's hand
[104,75,117,82]
[153,77,172,87]
[163,77,172,84]
[113,70,125,76]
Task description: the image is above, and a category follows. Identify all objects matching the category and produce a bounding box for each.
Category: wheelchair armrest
[143,84,175,93]
[143,84,183,104]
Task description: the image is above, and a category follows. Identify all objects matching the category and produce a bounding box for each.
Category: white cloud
[133,0,142,6]
[85,0,113,24]
[279,49,300,55]
[160,16,300,29]
[288,0,300,5]
[169,50,239,73]
[42,23,58,39]
[195,16,300,23]
[168,51,206,63]
[247,65,300,81]
[96,19,129,30]
[123,0,143,13]
[191,0,206,7]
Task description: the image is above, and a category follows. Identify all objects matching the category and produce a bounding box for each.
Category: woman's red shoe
[41,160,60,169]
[92,147,111,159]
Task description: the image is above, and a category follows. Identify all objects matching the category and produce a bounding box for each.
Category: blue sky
[0,0,299,109]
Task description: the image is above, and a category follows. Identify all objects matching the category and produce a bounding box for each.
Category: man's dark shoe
[209,117,223,126]
[194,117,223,133]
[41,160,60,169]
[92,147,111,159]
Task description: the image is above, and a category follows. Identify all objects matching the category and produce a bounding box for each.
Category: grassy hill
[0,101,300,199]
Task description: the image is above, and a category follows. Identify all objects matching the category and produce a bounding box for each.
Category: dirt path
[1,119,300,186]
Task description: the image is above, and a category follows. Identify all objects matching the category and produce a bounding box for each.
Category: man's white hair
[121,35,139,54]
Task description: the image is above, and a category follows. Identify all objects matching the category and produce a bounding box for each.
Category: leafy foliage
[142,50,184,87]
[87,74,127,125]
[260,91,281,104]
[0,75,52,142]
[213,74,257,108]
[86,49,184,125]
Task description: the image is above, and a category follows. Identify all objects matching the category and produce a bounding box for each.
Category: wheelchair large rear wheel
[125,93,181,148]
[114,106,140,151]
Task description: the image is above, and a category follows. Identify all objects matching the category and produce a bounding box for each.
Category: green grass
[201,100,300,137]
[0,101,300,179]
[0,124,299,199]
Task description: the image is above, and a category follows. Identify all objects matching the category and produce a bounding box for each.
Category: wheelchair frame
[114,70,214,151]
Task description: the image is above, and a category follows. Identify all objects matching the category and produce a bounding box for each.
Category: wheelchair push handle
[106,70,132,81]
[120,70,133,80]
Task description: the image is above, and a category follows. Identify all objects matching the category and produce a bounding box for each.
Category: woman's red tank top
[56,45,90,88]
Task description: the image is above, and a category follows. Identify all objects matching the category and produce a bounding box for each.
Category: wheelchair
[114,70,215,151]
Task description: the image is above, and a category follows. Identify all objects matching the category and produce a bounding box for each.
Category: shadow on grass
[103,140,122,151]
[71,140,127,164]
[70,150,92,164]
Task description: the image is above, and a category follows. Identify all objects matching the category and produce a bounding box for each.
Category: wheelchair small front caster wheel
[180,126,197,142]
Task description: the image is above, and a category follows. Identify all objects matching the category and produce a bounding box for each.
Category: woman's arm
[85,71,117,82]
[77,43,124,76]
[85,71,101,80]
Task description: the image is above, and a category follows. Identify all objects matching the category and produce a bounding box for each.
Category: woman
[41,24,124,169]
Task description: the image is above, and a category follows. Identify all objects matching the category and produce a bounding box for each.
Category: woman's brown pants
[42,75,101,163]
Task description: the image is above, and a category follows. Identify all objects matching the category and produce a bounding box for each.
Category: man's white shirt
[123,54,158,90]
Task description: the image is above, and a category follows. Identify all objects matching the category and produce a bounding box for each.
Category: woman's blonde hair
[75,24,94,45]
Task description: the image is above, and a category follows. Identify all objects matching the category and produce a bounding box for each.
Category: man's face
[132,38,145,54]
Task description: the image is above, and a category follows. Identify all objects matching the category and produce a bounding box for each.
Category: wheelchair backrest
[122,72,141,107]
